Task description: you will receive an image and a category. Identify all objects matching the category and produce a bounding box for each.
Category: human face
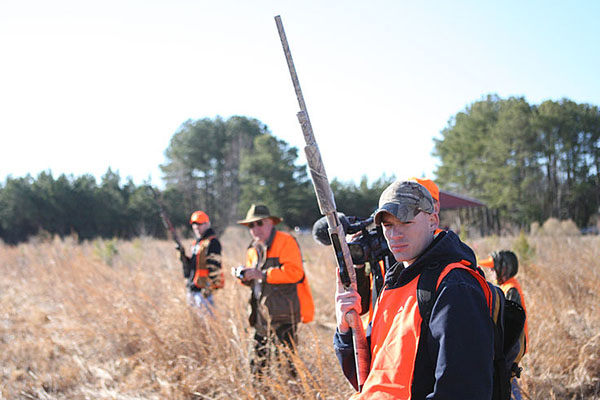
[487,268,498,284]
[192,222,209,238]
[381,210,439,265]
[248,218,274,244]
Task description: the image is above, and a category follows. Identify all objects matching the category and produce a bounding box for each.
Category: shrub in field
[513,230,535,265]
[536,217,581,237]
[93,237,119,266]
[560,219,581,236]
[530,221,541,236]
[540,217,562,235]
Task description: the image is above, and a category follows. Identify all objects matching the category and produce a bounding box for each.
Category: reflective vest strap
[500,278,525,307]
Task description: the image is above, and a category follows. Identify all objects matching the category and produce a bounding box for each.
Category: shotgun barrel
[274,15,370,391]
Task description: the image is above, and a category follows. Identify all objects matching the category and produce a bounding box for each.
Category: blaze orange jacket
[246,230,314,324]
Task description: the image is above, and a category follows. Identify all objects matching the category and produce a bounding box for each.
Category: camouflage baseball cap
[374,180,435,225]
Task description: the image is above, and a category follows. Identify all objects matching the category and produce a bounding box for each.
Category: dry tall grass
[1,228,599,399]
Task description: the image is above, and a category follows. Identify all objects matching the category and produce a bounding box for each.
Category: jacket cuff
[333,328,354,351]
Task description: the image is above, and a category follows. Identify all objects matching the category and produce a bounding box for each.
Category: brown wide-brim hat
[237,204,283,226]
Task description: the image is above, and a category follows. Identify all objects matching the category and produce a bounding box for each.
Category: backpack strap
[416,262,443,325]
[417,261,492,324]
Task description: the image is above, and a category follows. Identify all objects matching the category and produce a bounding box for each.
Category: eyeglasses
[248,220,264,228]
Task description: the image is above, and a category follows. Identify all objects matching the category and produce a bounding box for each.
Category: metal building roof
[439,190,486,210]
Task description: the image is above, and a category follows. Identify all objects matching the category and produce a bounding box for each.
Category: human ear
[429,212,439,232]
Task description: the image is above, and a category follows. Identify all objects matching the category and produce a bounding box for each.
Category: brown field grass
[1,227,599,399]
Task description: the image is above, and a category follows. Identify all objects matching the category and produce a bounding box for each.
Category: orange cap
[479,255,495,269]
[408,177,439,202]
[189,210,210,225]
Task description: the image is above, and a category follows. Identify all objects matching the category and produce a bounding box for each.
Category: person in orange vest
[480,250,528,400]
[356,176,442,322]
[236,204,314,379]
[180,211,222,317]
[334,180,494,399]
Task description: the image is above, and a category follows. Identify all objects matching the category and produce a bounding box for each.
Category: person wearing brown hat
[180,211,223,317]
[333,180,494,399]
[236,204,314,379]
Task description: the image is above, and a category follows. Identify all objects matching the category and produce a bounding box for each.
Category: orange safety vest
[500,277,528,348]
[352,261,492,399]
[246,230,314,323]
[192,235,223,289]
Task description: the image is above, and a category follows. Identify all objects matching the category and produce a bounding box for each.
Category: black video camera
[348,224,389,266]
[312,213,389,265]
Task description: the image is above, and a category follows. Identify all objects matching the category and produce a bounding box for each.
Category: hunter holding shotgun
[180,210,223,317]
[151,189,223,316]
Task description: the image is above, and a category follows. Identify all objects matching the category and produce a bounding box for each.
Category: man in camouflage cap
[374,180,435,223]
[373,180,437,264]
[334,180,495,398]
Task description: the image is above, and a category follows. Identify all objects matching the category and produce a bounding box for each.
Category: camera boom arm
[275,15,370,391]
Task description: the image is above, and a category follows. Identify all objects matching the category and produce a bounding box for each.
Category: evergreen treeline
[0,169,164,244]
[0,116,389,245]
[2,96,599,244]
[435,95,600,229]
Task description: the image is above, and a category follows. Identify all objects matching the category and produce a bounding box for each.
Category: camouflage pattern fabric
[374,180,435,224]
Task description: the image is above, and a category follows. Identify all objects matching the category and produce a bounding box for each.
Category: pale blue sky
[1,0,599,187]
